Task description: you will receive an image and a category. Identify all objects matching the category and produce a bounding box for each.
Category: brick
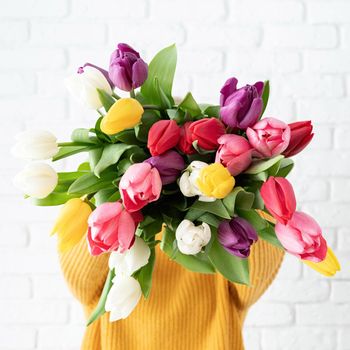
[0,223,28,247]
[292,177,329,202]
[33,275,72,299]
[245,303,293,326]
[264,280,330,302]
[0,72,36,96]
[178,50,224,74]
[305,51,350,73]
[275,254,302,280]
[307,1,350,23]
[0,0,68,17]
[0,21,28,43]
[331,178,350,202]
[335,126,350,149]
[263,25,338,49]
[243,328,261,350]
[331,281,350,302]
[151,0,226,21]
[38,326,84,349]
[69,302,86,325]
[0,326,36,349]
[0,276,31,299]
[0,301,68,325]
[296,303,350,325]
[229,1,304,23]
[262,328,336,350]
[307,126,333,151]
[339,329,350,350]
[338,229,350,251]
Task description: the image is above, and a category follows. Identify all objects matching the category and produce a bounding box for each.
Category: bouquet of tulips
[13,43,340,323]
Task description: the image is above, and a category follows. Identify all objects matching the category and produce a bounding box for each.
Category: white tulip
[109,236,151,277]
[65,66,113,109]
[13,163,58,199]
[12,130,58,160]
[175,219,211,255]
[179,161,215,202]
[105,275,142,322]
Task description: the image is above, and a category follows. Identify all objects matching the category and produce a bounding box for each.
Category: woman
[60,231,284,350]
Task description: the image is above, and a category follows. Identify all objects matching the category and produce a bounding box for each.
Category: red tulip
[283,121,314,157]
[260,176,296,224]
[147,120,181,156]
[177,122,196,155]
[188,118,225,151]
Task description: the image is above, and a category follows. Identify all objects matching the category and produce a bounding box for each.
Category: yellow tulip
[303,247,341,277]
[51,198,92,253]
[100,98,144,135]
[196,163,235,199]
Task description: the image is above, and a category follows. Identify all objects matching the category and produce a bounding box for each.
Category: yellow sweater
[60,236,284,350]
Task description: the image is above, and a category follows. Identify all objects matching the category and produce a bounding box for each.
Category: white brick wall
[0,0,349,348]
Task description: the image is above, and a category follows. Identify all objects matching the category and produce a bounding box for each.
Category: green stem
[112,92,121,100]
[143,104,164,111]
[130,89,136,98]
[97,109,104,117]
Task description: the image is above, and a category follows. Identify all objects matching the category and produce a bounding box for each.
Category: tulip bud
[196,163,235,199]
[100,98,144,135]
[109,43,148,91]
[260,176,296,224]
[303,247,340,277]
[13,163,58,199]
[177,122,196,155]
[144,151,185,185]
[218,217,258,258]
[283,121,314,157]
[12,130,58,160]
[65,65,113,110]
[51,198,92,253]
[175,219,211,255]
[105,275,142,321]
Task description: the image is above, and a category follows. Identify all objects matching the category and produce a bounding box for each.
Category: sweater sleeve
[59,236,109,308]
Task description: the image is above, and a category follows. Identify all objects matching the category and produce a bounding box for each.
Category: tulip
[246,117,291,158]
[51,198,92,253]
[65,65,113,109]
[275,211,327,262]
[105,275,142,321]
[109,236,151,277]
[13,163,58,199]
[220,77,264,129]
[303,247,340,277]
[109,43,148,91]
[144,151,185,185]
[87,202,137,256]
[120,163,162,212]
[218,217,258,258]
[215,134,253,176]
[188,118,226,151]
[283,121,314,157]
[147,120,181,156]
[177,122,196,155]
[12,130,58,160]
[260,176,296,224]
[175,219,211,255]
[100,98,144,135]
[196,163,235,199]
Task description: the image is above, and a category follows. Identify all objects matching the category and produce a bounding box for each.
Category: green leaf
[31,192,80,206]
[94,144,133,177]
[223,187,255,215]
[94,188,120,206]
[94,117,112,143]
[260,80,270,117]
[53,145,97,161]
[134,110,161,143]
[71,128,98,144]
[236,209,268,232]
[203,105,220,118]
[89,147,104,171]
[178,92,202,117]
[197,213,221,228]
[77,162,91,172]
[207,234,250,285]
[133,248,156,298]
[97,88,116,112]
[155,77,172,109]
[244,155,284,175]
[58,171,89,183]
[68,172,117,195]
[188,200,231,220]
[161,226,216,274]
[113,129,141,145]
[87,269,115,326]
[141,44,177,105]
[276,158,294,178]
[258,222,284,249]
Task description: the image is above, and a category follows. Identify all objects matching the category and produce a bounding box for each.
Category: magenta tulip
[283,121,314,157]
[215,134,253,176]
[275,211,327,262]
[246,117,291,158]
[260,177,296,224]
[120,163,162,212]
[87,202,136,256]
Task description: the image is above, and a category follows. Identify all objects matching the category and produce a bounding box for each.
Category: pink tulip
[215,134,253,176]
[120,163,162,212]
[87,202,137,256]
[275,211,327,262]
[260,177,296,224]
[246,117,291,158]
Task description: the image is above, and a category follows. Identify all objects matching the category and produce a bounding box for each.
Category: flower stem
[130,89,136,98]
[112,92,121,100]
[143,104,164,111]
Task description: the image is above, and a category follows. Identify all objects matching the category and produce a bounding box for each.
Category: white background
[0,0,349,349]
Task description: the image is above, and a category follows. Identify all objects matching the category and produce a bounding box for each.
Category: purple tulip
[77,63,114,88]
[109,43,148,91]
[220,77,264,130]
[218,217,258,258]
[144,151,185,185]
